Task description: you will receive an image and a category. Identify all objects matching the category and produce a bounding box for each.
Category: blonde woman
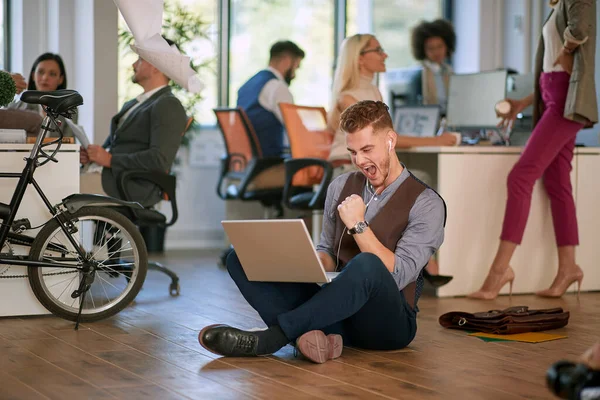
[327,34,457,177]
[469,0,597,299]
[327,33,456,287]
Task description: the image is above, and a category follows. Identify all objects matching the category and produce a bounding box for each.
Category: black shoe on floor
[423,269,453,287]
[199,324,263,357]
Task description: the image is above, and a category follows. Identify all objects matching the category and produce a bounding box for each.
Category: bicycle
[0,89,148,329]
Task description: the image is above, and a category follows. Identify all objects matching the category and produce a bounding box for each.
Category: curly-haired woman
[409,19,456,116]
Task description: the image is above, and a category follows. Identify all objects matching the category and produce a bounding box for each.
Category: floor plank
[1,249,598,400]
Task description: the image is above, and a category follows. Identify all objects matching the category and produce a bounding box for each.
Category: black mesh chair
[116,170,180,296]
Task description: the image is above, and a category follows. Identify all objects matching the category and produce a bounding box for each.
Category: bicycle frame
[0,114,83,269]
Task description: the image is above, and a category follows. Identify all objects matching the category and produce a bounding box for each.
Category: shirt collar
[364,164,410,198]
[267,66,285,82]
[136,85,167,104]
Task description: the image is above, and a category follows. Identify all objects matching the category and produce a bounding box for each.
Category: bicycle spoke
[91,228,123,260]
[32,210,144,319]
[95,274,123,291]
[47,274,79,289]
[98,277,110,306]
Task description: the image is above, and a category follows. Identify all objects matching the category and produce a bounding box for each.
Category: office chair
[116,169,180,296]
[214,107,288,266]
[214,107,287,217]
[113,116,193,296]
[279,103,334,242]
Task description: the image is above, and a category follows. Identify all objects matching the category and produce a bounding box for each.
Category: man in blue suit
[237,41,305,158]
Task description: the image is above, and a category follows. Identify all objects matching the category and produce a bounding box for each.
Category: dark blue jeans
[226,251,417,350]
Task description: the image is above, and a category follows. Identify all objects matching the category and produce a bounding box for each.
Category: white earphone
[388,140,392,152]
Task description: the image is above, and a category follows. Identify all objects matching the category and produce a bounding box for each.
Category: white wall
[9,0,118,145]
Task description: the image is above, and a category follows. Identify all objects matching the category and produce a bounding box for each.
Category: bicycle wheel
[28,206,148,322]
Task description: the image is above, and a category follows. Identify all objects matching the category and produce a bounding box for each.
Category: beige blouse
[327,75,383,161]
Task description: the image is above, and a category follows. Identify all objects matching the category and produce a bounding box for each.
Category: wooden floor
[1,250,599,400]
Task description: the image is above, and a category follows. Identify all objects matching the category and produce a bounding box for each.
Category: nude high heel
[535,265,584,299]
[467,267,515,300]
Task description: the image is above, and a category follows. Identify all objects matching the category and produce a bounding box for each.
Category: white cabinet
[0,144,80,316]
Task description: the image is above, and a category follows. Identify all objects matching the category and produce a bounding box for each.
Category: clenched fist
[337,194,366,230]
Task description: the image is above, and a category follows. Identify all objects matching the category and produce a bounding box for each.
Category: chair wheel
[169,282,180,296]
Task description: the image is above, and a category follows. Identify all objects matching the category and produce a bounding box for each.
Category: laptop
[393,105,441,137]
[221,219,340,283]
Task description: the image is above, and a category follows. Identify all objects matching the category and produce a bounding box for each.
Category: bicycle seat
[20,90,83,115]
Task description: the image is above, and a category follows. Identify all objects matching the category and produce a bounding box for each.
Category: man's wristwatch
[348,221,369,235]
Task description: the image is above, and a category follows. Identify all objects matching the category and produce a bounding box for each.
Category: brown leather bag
[438,306,570,334]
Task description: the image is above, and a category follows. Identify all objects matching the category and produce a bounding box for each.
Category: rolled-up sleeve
[563,0,594,44]
[316,175,348,259]
[391,189,445,290]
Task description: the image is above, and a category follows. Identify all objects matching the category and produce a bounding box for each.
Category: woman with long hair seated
[6,52,76,137]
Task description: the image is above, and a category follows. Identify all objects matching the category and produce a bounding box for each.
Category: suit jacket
[101,86,187,208]
[533,0,597,127]
[6,100,77,137]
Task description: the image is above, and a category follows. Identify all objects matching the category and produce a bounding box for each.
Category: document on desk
[65,119,89,149]
[113,0,204,93]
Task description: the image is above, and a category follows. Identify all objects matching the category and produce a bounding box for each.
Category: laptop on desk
[221,219,340,283]
[393,105,441,137]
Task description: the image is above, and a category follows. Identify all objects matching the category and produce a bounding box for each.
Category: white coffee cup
[449,132,462,146]
[495,100,511,117]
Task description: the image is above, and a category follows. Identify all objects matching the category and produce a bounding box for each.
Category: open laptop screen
[393,105,441,137]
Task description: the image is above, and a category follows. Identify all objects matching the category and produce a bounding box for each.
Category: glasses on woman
[360,47,385,55]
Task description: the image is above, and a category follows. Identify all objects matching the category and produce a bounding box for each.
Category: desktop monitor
[446,70,508,130]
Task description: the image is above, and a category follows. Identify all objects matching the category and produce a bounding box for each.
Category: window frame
[1,0,9,70]
[213,0,452,125]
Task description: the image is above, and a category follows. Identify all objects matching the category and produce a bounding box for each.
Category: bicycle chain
[1,237,79,279]
[0,270,78,279]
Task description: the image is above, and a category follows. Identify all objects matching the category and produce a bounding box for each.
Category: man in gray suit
[80,39,187,207]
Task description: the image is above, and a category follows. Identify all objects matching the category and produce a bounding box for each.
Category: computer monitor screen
[507,73,534,117]
[393,105,440,137]
[446,70,508,129]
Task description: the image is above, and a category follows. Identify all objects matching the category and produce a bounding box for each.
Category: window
[0,0,7,70]
[229,0,334,109]
[117,0,218,125]
[347,0,442,69]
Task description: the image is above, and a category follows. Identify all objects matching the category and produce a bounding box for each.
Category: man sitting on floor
[198,100,446,363]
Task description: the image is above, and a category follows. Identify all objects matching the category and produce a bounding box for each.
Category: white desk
[397,145,600,297]
[0,144,80,316]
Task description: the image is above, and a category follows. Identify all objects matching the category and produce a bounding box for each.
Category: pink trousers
[501,72,584,246]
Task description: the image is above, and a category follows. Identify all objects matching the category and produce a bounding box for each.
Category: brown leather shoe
[295,330,343,364]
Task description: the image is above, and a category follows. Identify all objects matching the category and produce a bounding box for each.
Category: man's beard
[379,154,391,185]
[364,153,392,188]
[284,68,294,85]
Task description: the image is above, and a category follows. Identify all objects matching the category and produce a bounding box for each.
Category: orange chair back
[279,103,333,186]
[214,108,262,173]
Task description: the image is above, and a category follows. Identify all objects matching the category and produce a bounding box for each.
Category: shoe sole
[296,330,343,364]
